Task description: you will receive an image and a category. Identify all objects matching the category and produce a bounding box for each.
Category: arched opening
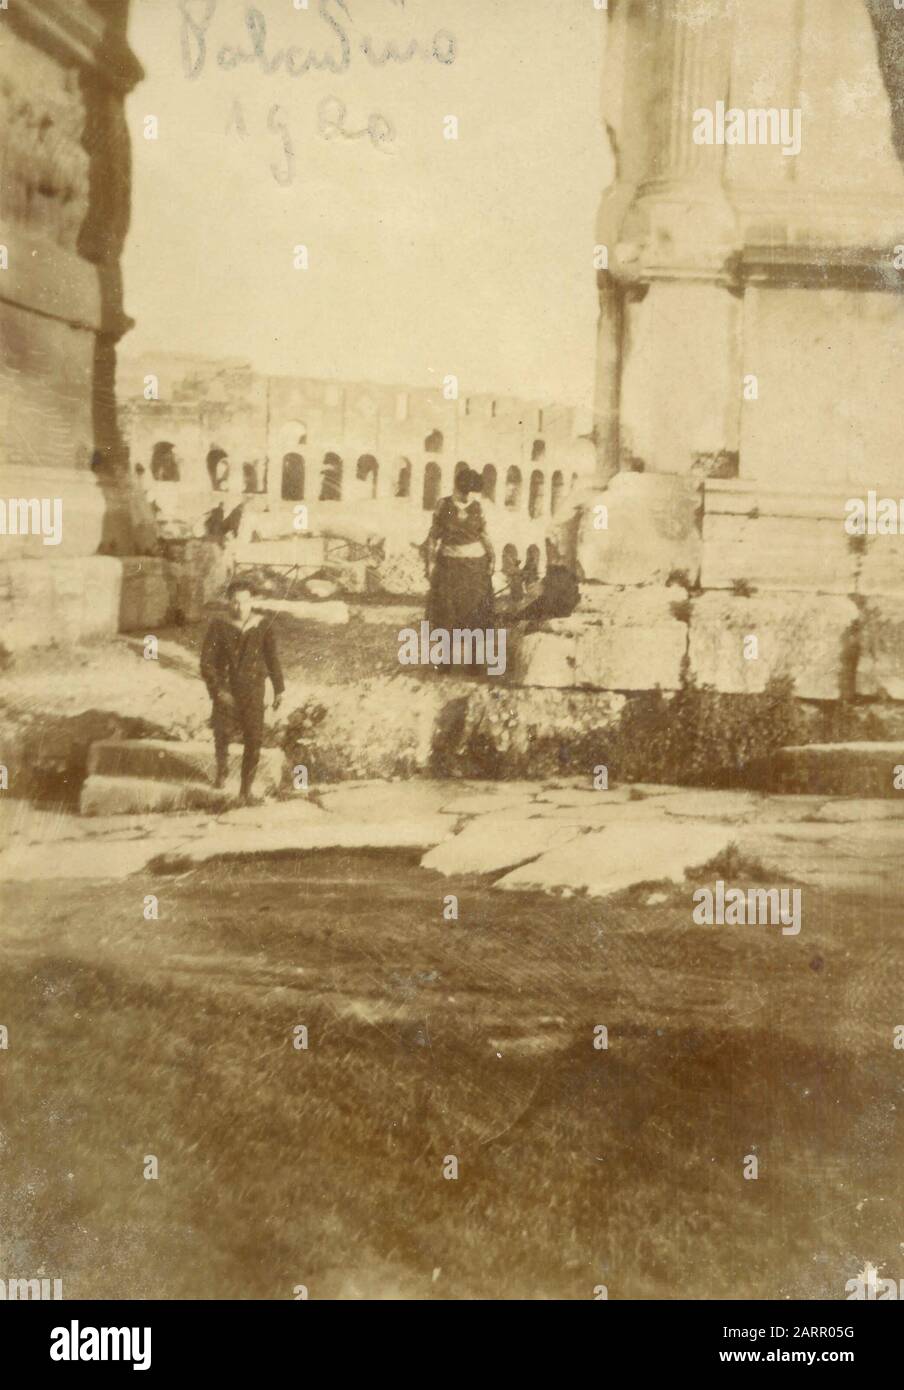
[356,454,379,499]
[151,441,179,482]
[528,469,545,519]
[422,460,442,510]
[320,452,343,501]
[550,470,565,517]
[424,429,443,453]
[531,438,546,462]
[395,459,412,498]
[482,464,497,503]
[281,452,305,501]
[206,446,228,490]
[501,544,523,601]
[524,544,541,584]
[501,542,520,574]
[243,461,262,493]
[504,466,522,510]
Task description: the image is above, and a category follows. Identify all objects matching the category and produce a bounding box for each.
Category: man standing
[201,578,285,805]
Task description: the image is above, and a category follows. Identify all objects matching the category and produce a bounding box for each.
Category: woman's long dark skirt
[427,555,497,672]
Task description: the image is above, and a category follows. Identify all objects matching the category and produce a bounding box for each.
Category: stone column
[0,1,142,648]
[0,1,142,556]
[594,0,742,482]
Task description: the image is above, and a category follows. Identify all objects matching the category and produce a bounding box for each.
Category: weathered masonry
[529,0,904,702]
[0,0,143,646]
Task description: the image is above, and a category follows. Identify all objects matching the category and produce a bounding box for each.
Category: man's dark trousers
[201,614,284,798]
[211,693,264,797]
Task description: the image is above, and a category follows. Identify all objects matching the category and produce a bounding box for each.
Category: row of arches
[143,442,581,518]
[279,453,578,517]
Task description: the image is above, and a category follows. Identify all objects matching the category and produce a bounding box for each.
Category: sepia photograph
[2,0,904,1340]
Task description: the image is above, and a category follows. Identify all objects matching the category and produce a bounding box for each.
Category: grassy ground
[1,850,902,1300]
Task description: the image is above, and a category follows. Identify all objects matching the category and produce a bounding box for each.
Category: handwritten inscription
[317,95,395,152]
[179,0,456,81]
[227,97,395,185]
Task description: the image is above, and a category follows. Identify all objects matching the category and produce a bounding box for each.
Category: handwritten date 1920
[180,0,456,82]
[229,96,395,186]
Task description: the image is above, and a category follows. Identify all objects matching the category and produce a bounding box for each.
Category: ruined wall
[118,355,597,566]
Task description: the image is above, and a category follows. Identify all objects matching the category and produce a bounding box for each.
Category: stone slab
[687,592,859,700]
[495,820,733,898]
[734,821,904,896]
[316,781,455,823]
[149,818,453,868]
[0,837,187,881]
[421,820,581,876]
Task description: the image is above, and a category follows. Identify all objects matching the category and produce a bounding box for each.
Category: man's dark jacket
[201,614,285,711]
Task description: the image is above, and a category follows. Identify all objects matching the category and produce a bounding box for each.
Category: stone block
[701,482,856,594]
[857,597,904,699]
[118,558,172,631]
[86,739,285,793]
[514,587,688,691]
[858,536,904,597]
[80,775,231,817]
[575,471,702,587]
[0,556,122,651]
[747,742,904,798]
[510,628,577,689]
[687,592,859,700]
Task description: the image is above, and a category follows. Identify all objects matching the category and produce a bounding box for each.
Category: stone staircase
[79,739,286,816]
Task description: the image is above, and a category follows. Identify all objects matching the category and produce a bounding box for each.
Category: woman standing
[425,466,496,671]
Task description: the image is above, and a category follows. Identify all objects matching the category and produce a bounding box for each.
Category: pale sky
[122,0,609,407]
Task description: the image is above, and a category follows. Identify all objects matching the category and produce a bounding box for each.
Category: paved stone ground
[3,779,903,899]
